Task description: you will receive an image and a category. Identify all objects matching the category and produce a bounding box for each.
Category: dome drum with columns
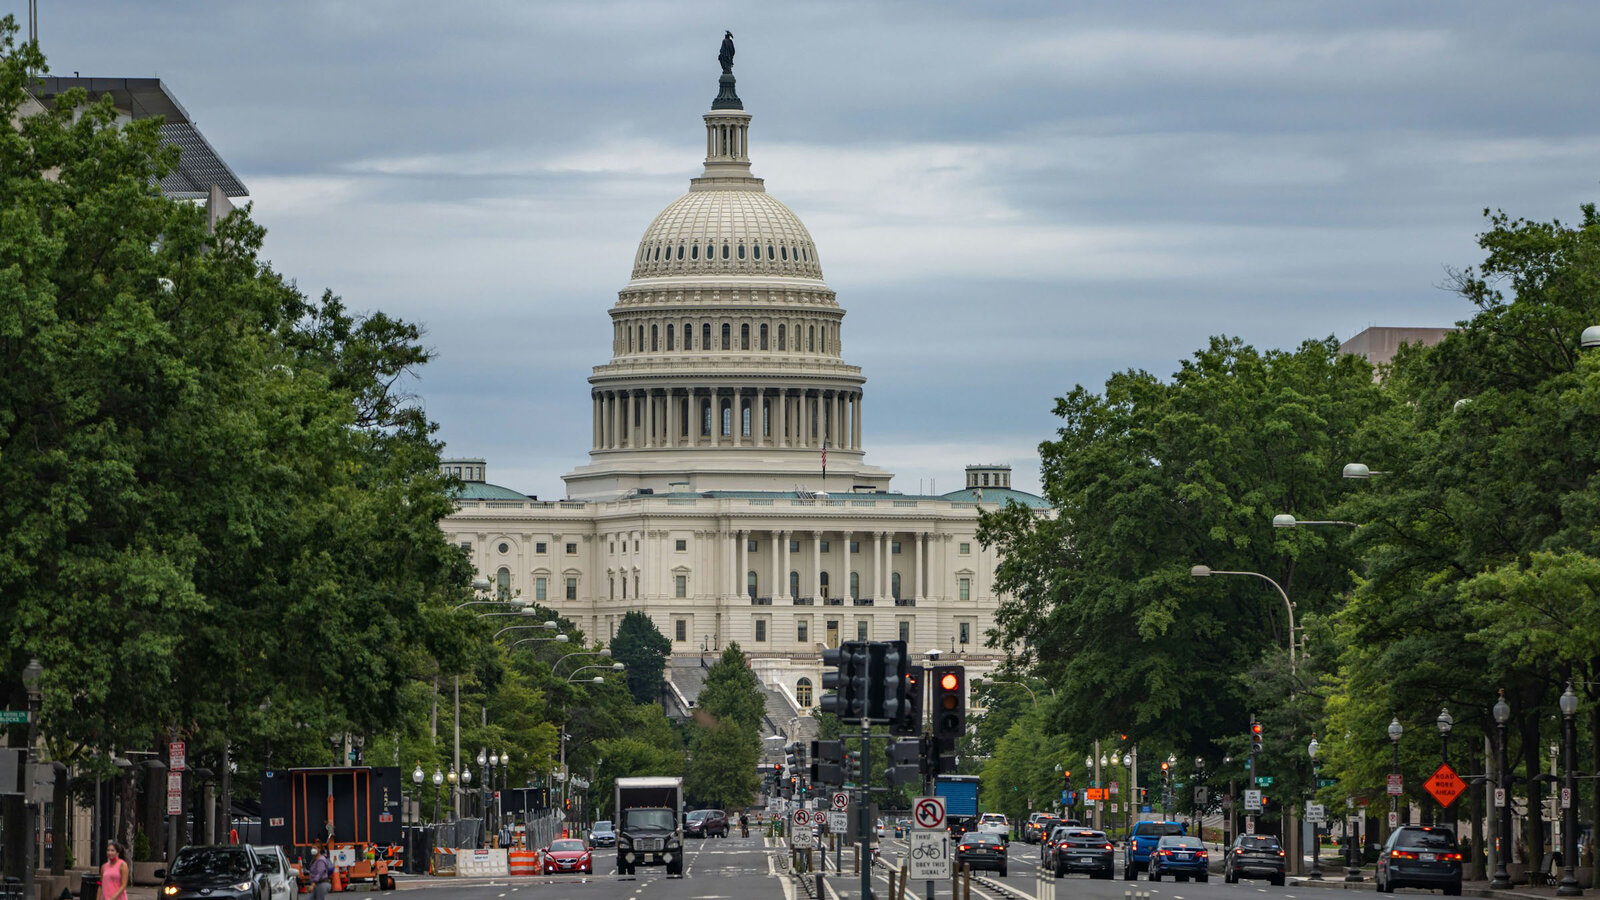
[442,45,1048,733]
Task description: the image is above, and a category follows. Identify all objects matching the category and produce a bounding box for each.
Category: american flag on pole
[821,440,827,479]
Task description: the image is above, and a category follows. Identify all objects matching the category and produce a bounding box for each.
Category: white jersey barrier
[455,848,510,877]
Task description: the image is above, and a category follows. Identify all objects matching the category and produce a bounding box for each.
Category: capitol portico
[441,48,1048,723]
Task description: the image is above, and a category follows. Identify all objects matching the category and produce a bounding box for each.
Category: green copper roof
[453,481,533,501]
[938,486,1051,510]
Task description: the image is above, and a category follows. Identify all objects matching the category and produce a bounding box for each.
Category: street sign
[792,808,811,828]
[913,796,946,830]
[1254,776,1274,786]
[1562,787,1572,809]
[1306,803,1326,823]
[1195,788,1208,805]
[166,772,182,815]
[169,741,187,772]
[1424,764,1465,808]
[1387,810,1399,828]
[1244,789,1263,813]
[1386,773,1403,795]
[1318,778,1338,788]
[1086,788,1108,801]
[0,710,28,725]
[1110,781,1119,795]
[828,810,848,833]
[833,791,850,810]
[908,831,951,880]
[1494,787,1506,808]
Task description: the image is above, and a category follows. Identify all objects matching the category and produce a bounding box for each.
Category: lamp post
[1492,690,1512,889]
[1388,718,1403,834]
[446,769,458,822]
[1308,738,1323,880]
[411,764,424,826]
[22,658,43,900]
[1123,753,1134,840]
[1436,708,1454,831]
[478,748,491,839]
[432,768,443,825]
[1189,566,1299,674]
[1557,684,1582,897]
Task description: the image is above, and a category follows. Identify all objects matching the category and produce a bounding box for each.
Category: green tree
[977,336,1386,759]
[696,644,766,735]
[685,720,759,810]
[611,611,671,705]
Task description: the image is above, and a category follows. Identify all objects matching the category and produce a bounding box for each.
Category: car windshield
[1398,828,1457,849]
[594,821,613,832]
[1160,836,1203,849]
[1241,836,1281,851]
[253,853,279,873]
[550,839,586,852]
[1138,823,1184,837]
[625,809,676,830]
[170,848,251,879]
[1067,831,1106,841]
[687,810,708,820]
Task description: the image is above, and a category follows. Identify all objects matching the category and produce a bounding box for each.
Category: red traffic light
[1250,722,1263,735]
[1160,761,1169,771]
[940,672,959,691]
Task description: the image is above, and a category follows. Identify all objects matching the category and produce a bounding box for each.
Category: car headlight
[667,838,681,849]
[162,888,179,897]
[232,882,254,892]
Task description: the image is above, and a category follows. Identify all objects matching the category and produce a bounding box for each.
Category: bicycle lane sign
[909,831,950,880]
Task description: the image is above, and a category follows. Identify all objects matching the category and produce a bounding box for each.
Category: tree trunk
[1521,713,1545,864]
[1591,705,1599,888]
[1469,741,1486,881]
[144,761,166,860]
[117,764,137,850]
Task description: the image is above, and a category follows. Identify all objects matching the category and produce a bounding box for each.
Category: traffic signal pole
[861,717,873,900]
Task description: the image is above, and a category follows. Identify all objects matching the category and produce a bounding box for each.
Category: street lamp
[494,621,559,640]
[1492,690,1512,889]
[447,769,458,821]
[973,677,1038,708]
[21,658,43,900]
[1341,463,1390,479]
[411,764,424,825]
[1272,514,1358,528]
[1436,708,1454,831]
[1190,565,1300,674]
[553,648,612,675]
[1388,717,1403,831]
[1557,684,1582,897]
[1308,737,1323,880]
[432,768,444,824]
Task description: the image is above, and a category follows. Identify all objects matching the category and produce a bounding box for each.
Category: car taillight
[1441,852,1463,861]
[1277,849,1286,857]
[1391,850,1419,860]
[1197,851,1208,858]
[959,844,971,852]
[1104,844,1114,851]
[1160,850,1171,856]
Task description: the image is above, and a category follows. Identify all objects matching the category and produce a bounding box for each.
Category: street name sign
[1318,778,1338,788]
[1254,776,1274,786]
[1386,774,1403,795]
[913,796,946,830]
[1424,764,1465,808]
[1244,789,1263,812]
[0,710,28,725]
[1306,803,1326,823]
[909,831,951,880]
[832,791,850,810]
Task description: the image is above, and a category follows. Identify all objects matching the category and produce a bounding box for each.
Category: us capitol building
[440,49,1048,727]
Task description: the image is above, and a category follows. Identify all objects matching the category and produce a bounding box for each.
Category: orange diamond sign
[1424,763,1465,808]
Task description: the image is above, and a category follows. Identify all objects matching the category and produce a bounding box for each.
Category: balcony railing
[823,597,844,606]
[852,598,875,607]
[792,596,814,606]
[750,596,772,606]
[894,598,916,607]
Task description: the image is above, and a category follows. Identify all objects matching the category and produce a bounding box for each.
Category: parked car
[955,832,1009,877]
[1224,834,1286,885]
[1023,813,1059,844]
[1048,828,1115,879]
[1123,820,1185,879]
[542,837,594,875]
[157,845,271,900]
[590,820,617,847]
[1148,835,1209,882]
[977,813,1011,844]
[685,808,729,838]
[1376,825,1463,895]
[250,845,297,900]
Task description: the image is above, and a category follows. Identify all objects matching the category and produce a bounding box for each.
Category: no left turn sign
[913,796,946,830]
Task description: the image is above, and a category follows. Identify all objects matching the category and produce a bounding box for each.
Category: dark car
[158,845,269,900]
[685,809,729,838]
[1023,813,1060,844]
[591,820,617,847]
[1148,835,1209,882]
[1376,825,1463,895]
[1124,820,1185,879]
[1224,834,1286,885]
[1049,828,1115,879]
[955,832,1009,877]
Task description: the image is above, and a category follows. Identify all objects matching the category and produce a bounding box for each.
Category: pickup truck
[1123,820,1186,879]
[615,776,685,876]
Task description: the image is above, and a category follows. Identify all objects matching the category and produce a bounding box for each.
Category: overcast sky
[27,2,1600,497]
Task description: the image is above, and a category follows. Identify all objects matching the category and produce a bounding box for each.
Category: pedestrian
[98,841,129,900]
[739,812,749,838]
[306,845,334,900]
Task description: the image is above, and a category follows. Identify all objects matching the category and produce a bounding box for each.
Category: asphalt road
[393,831,783,899]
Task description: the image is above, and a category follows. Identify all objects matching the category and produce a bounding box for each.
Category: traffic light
[891,664,924,736]
[821,641,869,722]
[1250,720,1264,755]
[867,641,910,724]
[930,665,965,770]
[1161,761,1170,779]
[785,741,801,771]
[843,749,861,784]
[811,739,844,786]
[886,739,921,788]
[1063,770,1072,788]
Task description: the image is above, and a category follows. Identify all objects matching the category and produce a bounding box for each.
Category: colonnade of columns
[718,528,935,603]
[592,386,862,452]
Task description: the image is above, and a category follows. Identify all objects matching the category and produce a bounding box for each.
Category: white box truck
[615,776,684,876]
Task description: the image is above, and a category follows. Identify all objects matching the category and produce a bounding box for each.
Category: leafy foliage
[611,611,670,704]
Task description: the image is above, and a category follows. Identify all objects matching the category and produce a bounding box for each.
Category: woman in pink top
[98,841,129,900]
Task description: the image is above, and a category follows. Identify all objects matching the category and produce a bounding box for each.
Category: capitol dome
[631,190,823,280]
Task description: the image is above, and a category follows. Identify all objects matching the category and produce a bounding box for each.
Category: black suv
[1049,828,1115,879]
[1376,825,1462,895]
[158,845,271,900]
[1224,834,1286,885]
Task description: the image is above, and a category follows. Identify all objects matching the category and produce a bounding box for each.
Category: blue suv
[1124,821,1186,879]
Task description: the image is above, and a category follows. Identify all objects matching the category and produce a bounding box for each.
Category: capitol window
[721,323,731,350]
[666,324,674,350]
[819,541,830,553]
[820,572,830,599]
[789,571,800,597]
[899,620,911,643]
[797,620,809,643]
[857,620,869,641]
[737,244,745,260]
[566,577,577,601]
[536,577,547,602]
[740,323,749,349]
[850,541,859,553]
[891,573,901,600]
[959,542,970,555]
[959,622,971,645]
[850,571,860,599]
[722,243,729,259]
[535,542,546,554]
[706,243,714,259]
[781,246,788,260]
[752,244,760,259]
[677,244,683,260]
[959,577,971,601]
[809,325,815,351]
[675,539,687,551]
[651,324,659,351]
[747,571,758,599]
[755,619,766,642]
[496,567,511,599]
[675,575,687,598]
[759,324,768,350]
[565,543,577,555]
[789,540,800,552]
[691,244,699,260]
[675,619,686,642]
[768,244,775,259]
[796,678,812,707]
[777,323,786,350]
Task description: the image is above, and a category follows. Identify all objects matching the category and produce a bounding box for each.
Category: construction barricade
[455,848,510,878]
[508,850,540,876]
[429,848,456,876]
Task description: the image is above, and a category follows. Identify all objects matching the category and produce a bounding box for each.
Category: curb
[1289,876,1552,900]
